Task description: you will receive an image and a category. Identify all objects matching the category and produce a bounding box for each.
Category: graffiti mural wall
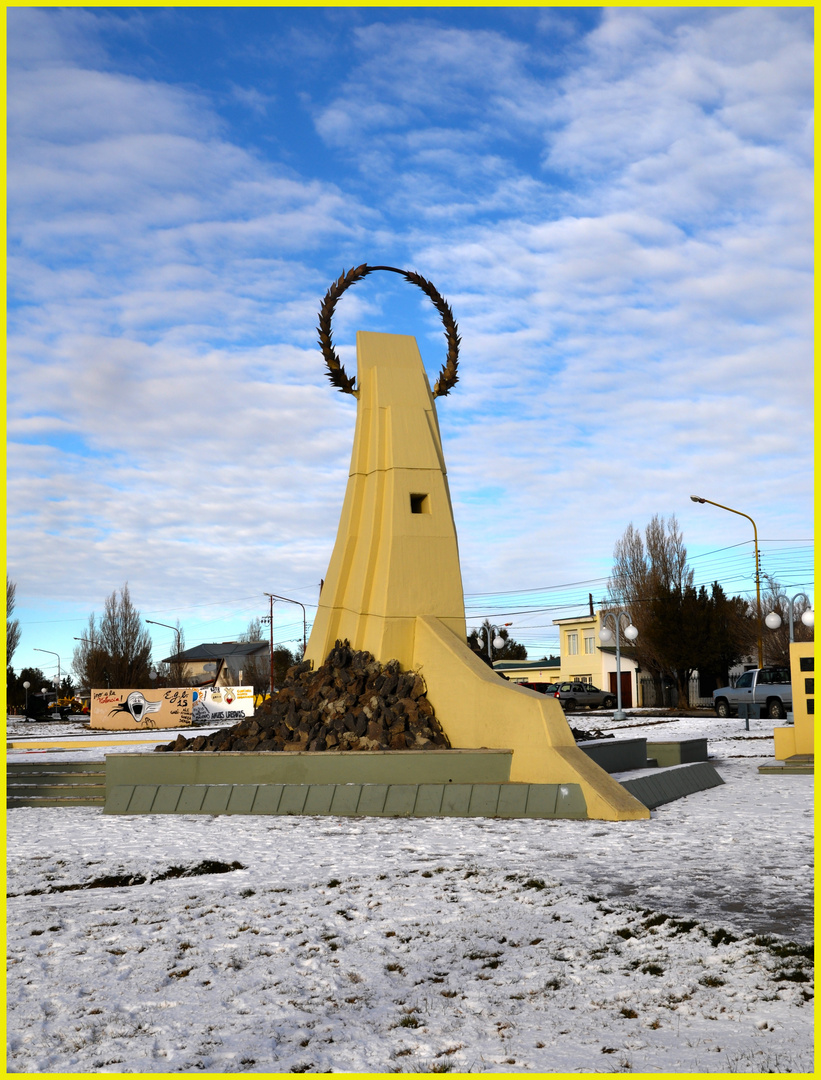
[191,687,255,723]
[90,688,193,730]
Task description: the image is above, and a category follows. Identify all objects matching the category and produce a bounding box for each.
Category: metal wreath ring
[316,264,460,397]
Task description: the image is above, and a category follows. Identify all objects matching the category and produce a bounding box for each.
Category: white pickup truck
[712,667,792,720]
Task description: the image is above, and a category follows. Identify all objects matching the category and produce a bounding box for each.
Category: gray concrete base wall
[620,762,724,809]
[104,781,588,819]
[579,737,648,773]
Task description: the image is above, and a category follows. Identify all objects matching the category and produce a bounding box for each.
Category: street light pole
[146,620,183,679]
[33,648,61,701]
[476,622,512,661]
[690,496,763,668]
[264,593,307,656]
[598,610,639,721]
[764,592,814,644]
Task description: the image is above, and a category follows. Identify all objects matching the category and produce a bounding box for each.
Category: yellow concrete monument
[772,641,815,761]
[305,266,648,821]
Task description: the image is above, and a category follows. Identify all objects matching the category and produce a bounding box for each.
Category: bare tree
[168,621,188,686]
[7,576,21,667]
[240,617,272,697]
[72,615,108,690]
[71,584,152,689]
[609,515,694,705]
[608,516,689,701]
[609,515,756,707]
[242,617,263,643]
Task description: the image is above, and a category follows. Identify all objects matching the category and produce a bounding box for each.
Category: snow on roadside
[6,713,814,1073]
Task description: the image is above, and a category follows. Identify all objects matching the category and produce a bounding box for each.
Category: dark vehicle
[553,682,617,711]
[520,682,558,695]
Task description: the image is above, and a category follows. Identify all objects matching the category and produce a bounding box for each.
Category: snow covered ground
[6,711,814,1073]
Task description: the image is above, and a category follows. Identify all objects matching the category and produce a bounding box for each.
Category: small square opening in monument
[410,493,430,514]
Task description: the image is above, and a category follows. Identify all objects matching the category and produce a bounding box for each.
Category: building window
[578,675,592,685]
[800,656,814,672]
[566,632,578,655]
[584,634,595,654]
[805,678,814,696]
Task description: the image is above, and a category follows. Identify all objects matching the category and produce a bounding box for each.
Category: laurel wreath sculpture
[317,264,460,398]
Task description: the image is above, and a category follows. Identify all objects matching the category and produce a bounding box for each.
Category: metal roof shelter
[162,642,268,664]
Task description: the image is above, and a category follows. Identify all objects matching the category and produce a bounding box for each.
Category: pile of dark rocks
[155,640,451,754]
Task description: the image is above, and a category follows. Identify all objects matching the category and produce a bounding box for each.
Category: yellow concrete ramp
[414,615,649,821]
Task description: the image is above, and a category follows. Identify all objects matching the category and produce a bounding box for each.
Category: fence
[638,675,713,709]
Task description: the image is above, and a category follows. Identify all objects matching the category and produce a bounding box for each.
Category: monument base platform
[104,779,588,819]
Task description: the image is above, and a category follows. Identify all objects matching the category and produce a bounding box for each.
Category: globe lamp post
[764,592,814,643]
[475,622,511,661]
[599,611,639,721]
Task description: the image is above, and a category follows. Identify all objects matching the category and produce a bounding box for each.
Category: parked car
[520,682,558,695]
[553,682,617,711]
[712,667,792,720]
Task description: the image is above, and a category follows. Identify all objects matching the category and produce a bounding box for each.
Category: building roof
[162,641,268,664]
[492,657,560,672]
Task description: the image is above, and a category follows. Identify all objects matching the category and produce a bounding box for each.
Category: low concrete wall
[620,762,724,809]
[106,748,513,790]
[8,762,106,808]
[645,739,709,767]
[104,781,587,819]
[578,737,648,773]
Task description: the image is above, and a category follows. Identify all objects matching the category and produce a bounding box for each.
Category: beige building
[162,641,269,688]
[553,613,640,706]
[494,613,641,706]
[491,658,560,686]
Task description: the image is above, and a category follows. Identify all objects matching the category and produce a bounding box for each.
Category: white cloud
[6,7,813,669]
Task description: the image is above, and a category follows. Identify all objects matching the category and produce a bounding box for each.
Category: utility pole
[266,594,275,697]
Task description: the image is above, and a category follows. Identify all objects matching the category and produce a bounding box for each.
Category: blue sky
[7,6,814,681]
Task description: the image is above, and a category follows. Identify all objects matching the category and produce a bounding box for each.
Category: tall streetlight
[146,619,182,656]
[264,594,307,656]
[146,620,183,679]
[74,635,108,688]
[33,648,61,700]
[598,610,639,721]
[690,496,763,668]
[22,680,30,714]
[764,592,814,643]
